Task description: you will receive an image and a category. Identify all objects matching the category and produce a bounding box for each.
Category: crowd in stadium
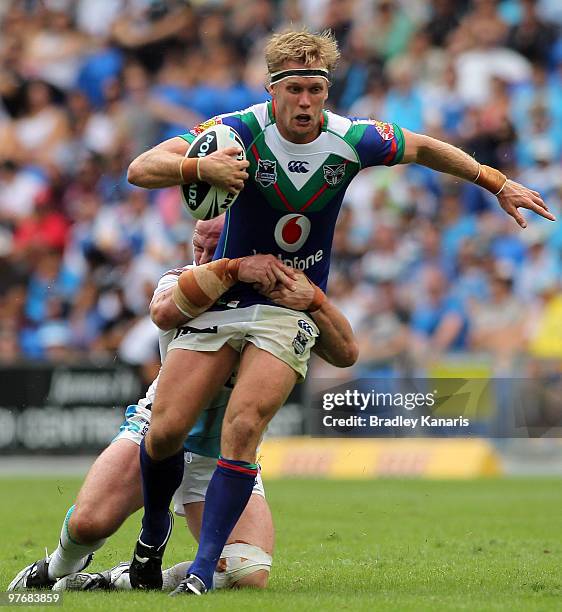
[0,0,561,379]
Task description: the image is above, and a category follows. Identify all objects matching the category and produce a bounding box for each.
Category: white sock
[48,506,106,580]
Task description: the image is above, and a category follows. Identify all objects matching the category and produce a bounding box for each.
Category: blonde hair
[265,29,340,79]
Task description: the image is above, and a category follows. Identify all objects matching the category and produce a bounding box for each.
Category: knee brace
[213,543,272,589]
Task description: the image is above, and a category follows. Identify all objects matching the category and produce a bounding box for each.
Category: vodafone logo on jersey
[274,214,311,253]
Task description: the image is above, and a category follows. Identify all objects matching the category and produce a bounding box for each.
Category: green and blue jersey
[180,101,404,309]
[128,105,404,456]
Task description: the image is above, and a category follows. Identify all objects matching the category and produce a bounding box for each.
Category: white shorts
[172,451,265,514]
[167,304,319,381]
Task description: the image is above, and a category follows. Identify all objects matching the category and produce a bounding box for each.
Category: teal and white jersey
[180,101,405,310]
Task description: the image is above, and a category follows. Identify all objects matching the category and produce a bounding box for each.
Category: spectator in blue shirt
[411,266,469,359]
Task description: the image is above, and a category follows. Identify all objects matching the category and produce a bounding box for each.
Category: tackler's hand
[264,270,316,311]
[238,254,298,294]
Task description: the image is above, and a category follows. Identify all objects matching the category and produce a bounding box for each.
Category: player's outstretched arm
[400,129,556,228]
[151,255,298,330]
[265,273,358,368]
[127,137,249,193]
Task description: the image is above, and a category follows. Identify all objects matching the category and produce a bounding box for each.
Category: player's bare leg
[175,345,295,594]
[221,345,298,461]
[8,439,143,590]
[146,345,238,460]
[70,440,143,544]
[130,344,238,589]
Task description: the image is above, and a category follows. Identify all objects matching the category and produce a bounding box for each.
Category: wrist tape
[179,158,199,184]
[473,164,507,195]
[308,282,326,312]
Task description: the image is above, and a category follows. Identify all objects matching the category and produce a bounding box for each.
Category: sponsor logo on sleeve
[190,117,223,136]
[372,120,395,140]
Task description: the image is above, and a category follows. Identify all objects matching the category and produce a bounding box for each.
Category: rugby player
[8,216,357,592]
[125,29,555,595]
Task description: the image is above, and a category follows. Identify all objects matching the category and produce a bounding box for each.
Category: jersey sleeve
[178,132,196,145]
[350,120,405,168]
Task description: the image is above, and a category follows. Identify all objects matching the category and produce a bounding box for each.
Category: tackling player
[8,216,357,592]
[125,29,555,595]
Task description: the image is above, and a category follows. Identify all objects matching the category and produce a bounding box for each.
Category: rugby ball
[180,123,246,220]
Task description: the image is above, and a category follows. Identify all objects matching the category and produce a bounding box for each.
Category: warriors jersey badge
[255,159,277,188]
[323,163,346,187]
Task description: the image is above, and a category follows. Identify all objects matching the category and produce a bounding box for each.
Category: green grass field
[1,477,561,611]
